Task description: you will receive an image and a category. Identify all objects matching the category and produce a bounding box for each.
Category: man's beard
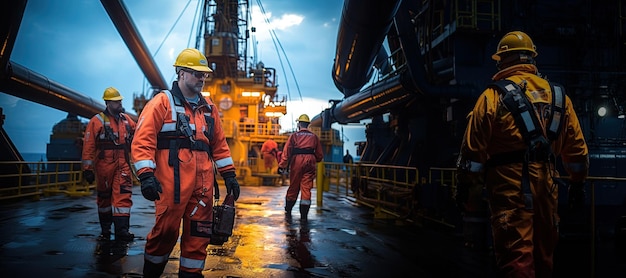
[109,106,124,115]
[185,81,204,94]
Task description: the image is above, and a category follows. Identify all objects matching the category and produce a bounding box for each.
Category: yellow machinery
[197,0,291,186]
[201,63,289,186]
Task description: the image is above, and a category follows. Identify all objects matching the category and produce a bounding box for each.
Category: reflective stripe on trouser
[145,166,214,275]
[286,157,316,202]
[96,167,133,217]
[487,163,559,278]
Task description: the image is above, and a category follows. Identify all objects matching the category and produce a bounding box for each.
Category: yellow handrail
[0,160,94,201]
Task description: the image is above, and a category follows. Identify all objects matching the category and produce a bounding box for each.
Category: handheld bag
[210,193,235,245]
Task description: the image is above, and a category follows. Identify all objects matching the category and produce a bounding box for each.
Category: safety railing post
[317,162,324,207]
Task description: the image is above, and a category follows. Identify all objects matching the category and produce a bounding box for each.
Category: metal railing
[317,162,625,276]
[0,160,93,201]
[317,162,419,219]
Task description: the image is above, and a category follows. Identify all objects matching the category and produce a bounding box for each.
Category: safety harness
[95,112,135,181]
[156,90,215,204]
[486,79,566,210]
[95,112,132,151]
[286,130,318,170]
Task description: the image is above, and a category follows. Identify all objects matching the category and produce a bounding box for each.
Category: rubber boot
[97,212,112,241]
[113,216,134,241]
[143,260,167,278]
[299,204,310,221]
[179,270,204,278]
[285,200,296,215]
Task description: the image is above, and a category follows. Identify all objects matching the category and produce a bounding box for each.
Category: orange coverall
[131,82,236,275]
[278,129,324,205]
[261,139,279,170]
[459,64,589,277]
[82,111,135,231]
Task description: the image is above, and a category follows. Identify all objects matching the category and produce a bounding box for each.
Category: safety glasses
[182,69,209,79]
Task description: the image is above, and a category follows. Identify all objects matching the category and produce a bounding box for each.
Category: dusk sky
[1,0,367,156]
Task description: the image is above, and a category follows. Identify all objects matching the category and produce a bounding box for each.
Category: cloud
[280,97,330,131]
[278,96,366,155]
[272,14,304,30]
[250,6,303,43]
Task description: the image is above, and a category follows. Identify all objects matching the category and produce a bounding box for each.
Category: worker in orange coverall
[456,31,589,277]
[82,87,136,242]
[131,48,240,278]
[261,138,279,173]
[278,114,324,221]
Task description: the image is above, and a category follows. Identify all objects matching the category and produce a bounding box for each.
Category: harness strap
[486,149,549,166]
[204,105,214,142]
[488,79,564,211]
[157,138,211,152]
[292,148,315,155]
[97,144,126,150]
[158,90,216,204]
[547,83,566,141]
[521,158,533,210]
[169,140,181,204]
[490,80,546,148]
[96,113,132,161]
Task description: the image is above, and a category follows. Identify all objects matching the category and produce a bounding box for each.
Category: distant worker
[343,150,353,164]
[455,31,589,277]
[278,114,324,221]
[261,138,279,173]
[82,87,136,242]
[132,48,240,278]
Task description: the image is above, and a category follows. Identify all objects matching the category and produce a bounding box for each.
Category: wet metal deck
[0,185,623,277]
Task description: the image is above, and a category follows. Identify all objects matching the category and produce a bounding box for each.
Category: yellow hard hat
[173,48,213,72]
[102,87,123,101]
[297,114,310,123]
[492,31,537,61]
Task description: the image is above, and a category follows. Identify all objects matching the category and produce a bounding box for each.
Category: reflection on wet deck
[0,185,624,277]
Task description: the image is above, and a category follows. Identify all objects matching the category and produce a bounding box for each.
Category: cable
[141,0,194,92]
[254,0,302,102]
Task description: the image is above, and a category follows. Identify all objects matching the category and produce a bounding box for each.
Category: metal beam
[100,0,168,91]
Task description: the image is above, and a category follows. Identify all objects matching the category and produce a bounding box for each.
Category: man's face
[106,100,123,114]
[181,69,208,94]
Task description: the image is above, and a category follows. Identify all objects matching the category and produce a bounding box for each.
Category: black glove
[222,172,240,201]
[83,170,95,184]
[568,181,586,211]
[139,172,162,201]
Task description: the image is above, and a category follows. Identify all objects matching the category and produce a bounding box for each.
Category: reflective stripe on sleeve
[160,122,176,132]
[134,160,156,170]
[215,157,234,168]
